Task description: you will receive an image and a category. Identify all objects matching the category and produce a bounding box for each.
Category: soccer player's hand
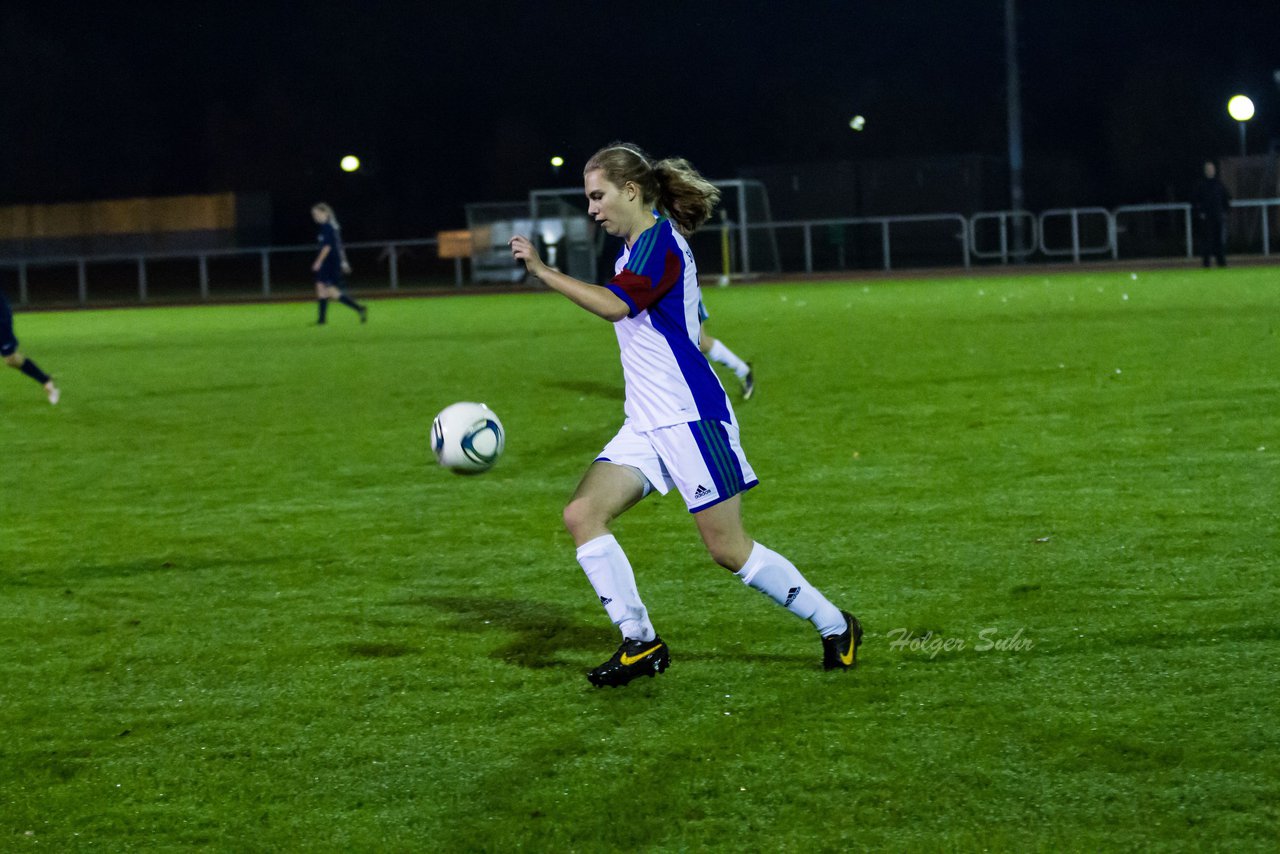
[341,261,352,274]
[509,235,546,277]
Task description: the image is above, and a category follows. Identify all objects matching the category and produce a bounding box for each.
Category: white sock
[708,339,751,380]
[575,534,656,642]
[737,542,846,636]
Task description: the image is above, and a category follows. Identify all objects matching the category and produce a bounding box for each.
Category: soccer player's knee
[705,540,740,571]
[562,498,595,537]
[3,353,22,368]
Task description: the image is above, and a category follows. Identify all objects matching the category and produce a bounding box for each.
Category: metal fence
[758,199,1279,275]
[3,200,1277,307]
[0,237,459,307]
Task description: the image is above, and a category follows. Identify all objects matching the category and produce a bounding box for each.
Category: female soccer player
[1,289,59,404]
[510,142,860,687]
[311,203,367,325]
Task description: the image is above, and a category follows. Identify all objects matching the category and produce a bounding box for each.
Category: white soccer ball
[430,402,505,474]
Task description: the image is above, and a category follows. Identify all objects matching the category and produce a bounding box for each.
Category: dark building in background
[741,155,1009,220]
[0,193,272,260]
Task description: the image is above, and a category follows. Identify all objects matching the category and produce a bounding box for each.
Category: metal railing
[2,237,447,306]
[1111,204,1194,260]
[1232,198,1278,256]
[1040,207,1112,262]
[3,199,1277,306]
[763,214,970,274]
[753,199,1276,275]
[969,211,1039,263]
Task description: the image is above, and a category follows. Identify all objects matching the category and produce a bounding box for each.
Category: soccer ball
[430,402,505,474]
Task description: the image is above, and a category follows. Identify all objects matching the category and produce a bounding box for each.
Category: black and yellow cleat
[822,611,863,670]
[587,637,670,687]
[741,364,755,400]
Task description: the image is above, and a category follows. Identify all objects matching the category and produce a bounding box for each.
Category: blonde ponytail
[584,142,720,235]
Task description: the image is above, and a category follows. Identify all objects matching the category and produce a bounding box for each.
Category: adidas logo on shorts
[693,485,712,499]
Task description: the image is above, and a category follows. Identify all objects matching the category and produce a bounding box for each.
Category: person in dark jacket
[310,203,367,324]
[1191,160,1231,268]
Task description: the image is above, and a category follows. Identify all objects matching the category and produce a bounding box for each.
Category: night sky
[2,1,1278,240]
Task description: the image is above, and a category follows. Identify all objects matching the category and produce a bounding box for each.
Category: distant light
[1227,95,1255,123]
[540,220,565,245]
[848,115,866,132]
[340,155,362,173]
[550,155,565,169]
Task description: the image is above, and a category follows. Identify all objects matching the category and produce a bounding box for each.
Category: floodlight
[1228,95,1255,155]
[340,155,361,173]
[1227,95,1255,122]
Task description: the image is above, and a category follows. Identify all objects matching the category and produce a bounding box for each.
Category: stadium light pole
[1227,95,1254,157]
[1004,0,1026,255]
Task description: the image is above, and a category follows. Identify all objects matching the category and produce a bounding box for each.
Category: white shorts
[595,419,759,513]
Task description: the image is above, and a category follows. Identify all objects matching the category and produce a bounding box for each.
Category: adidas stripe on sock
[737,541,846,636]
[575,534,656,642]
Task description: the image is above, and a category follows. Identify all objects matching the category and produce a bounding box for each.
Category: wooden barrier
[436,230,473,259]
[436,230,473,286]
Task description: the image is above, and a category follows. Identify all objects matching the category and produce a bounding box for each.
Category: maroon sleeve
[605,249,683,317]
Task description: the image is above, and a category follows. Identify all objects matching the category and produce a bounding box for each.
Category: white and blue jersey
[596,217,756,511]
[605,218,733,432]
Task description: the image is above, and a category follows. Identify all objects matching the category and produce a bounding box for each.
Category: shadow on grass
[671,648,816,667]
[7,555,286,585]
[124,381,268,400]
[345,642,419,658]
[411,595,608,670]
[401,595,834,672]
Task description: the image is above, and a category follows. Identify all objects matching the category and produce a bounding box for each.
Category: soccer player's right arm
[510,235,629,321]
[537,266,630,321]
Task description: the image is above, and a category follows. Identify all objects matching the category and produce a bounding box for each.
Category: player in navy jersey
[510,142,860,687]
[1,289,60,405]
[311,203,367,325]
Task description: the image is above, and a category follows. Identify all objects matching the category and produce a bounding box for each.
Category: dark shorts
[315,262,346,288]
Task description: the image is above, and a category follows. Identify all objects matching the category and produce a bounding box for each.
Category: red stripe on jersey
[610,249,683,315]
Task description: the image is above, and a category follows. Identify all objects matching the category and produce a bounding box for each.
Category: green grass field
[2,267,1277,851]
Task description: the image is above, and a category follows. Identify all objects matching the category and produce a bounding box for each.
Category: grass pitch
[2,267,1277,851]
